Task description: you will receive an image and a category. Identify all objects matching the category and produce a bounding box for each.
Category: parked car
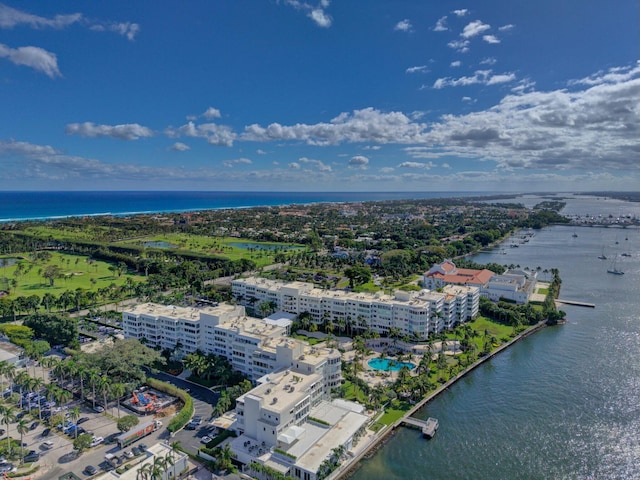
[41,428,51,437]
[90,436,103,447]
[84,465,97,475]
[23,451,39,463]
[200,435,212,444]
[0,463,14,474]
[122,451,134,459]
[41,440,54,450]
[29,421,39,430]
[131,446,142,456]
[93,405,104,413]
[77,417,90,424]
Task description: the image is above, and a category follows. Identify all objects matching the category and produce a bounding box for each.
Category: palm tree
[69,405,81,438]
[14,371,30,410]
[136,463,152,480]
[88,368,100,408]
[169,442,181,478]
[16,418,29,465]
[110,383,126,419]
[30,377,45,420]
[0,405,16,455]
[99,376,111,413]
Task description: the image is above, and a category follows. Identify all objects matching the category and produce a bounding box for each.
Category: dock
[556,299,596,308]
[400,417,439,439]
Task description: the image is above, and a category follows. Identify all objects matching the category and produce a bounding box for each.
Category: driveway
[147,371,220,455]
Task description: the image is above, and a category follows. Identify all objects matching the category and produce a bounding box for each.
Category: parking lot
[147,371,221,455]
[2,366,222,478]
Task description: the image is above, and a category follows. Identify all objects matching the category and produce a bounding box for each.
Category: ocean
[0,191,490,222]
[349,196,640,480]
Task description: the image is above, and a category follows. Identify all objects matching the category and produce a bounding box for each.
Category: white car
[90,436,104,447]
[41,441,54,450]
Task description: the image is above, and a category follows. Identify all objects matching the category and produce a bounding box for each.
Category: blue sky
[0,0,638,192]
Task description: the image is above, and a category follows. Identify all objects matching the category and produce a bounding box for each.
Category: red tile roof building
[424,260,494,290]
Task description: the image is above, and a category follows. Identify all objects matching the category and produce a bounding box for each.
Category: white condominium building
[122,303,341,387]
[231,277,479,340]
[232,369,368,480]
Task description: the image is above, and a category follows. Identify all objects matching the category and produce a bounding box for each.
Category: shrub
[145,378,193,433]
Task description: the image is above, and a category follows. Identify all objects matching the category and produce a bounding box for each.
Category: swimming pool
[367,358,416,372]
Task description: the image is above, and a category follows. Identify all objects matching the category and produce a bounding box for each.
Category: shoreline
[332,320,548,480]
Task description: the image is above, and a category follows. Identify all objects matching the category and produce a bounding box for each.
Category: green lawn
[467,316,514,338]
[117,234,307,268]
[0,251,142,298]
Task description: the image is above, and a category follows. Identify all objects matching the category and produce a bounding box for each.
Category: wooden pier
[556,299,596,308]
[400,417,439,439]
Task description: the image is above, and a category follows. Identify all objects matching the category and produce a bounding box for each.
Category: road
[146,370,221,455]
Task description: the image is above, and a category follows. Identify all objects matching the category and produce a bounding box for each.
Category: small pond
[143,241,178,249]
[367,358,416,372]
[0,257,21,266]
[229,242,304,251]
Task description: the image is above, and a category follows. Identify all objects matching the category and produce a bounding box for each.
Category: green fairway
[0,251,142,299]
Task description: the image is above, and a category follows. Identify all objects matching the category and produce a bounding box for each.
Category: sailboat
[607,255,624,275]
[597,247,607,260]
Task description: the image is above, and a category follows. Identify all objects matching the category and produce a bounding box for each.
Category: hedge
[145,378,194,433]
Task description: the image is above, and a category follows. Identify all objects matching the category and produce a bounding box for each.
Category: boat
[597,247,607,260]
[572,232,578,238]
[607,255,624,275]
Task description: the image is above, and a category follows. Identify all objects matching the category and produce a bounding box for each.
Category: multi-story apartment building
[122,303,340,387]
[232,277,478,339]
[232,369,368,480]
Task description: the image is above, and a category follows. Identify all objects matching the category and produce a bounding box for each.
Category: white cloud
[452,9,469,17]
[288,162,300,169]
[448,39,470,53]
[406,65,428,74]
[398,161,435,169]
[256,149,267,155]
[107,22,140,41]
[461,20,491,38]
[394,19,412,32]
[168,121,236,147]
[480,57,497,65]
[170,142,190,151]
[0,4,82,29]
[299,157,332,171]
[433,70,516,89]
[451,61,462,67]
[308,8,331,28]
[0,4,139,40]
[569,62,640,86]
[66,122,153,140]
[242,107,428,145]
[421,64,640,172]
[202,107,222,119]
[487,73,516,85]
[462,96,474,102]
[483,34,500,44]
[433,16,448,32]
[498,24,514,32]
[349,155,369,169]
[223,158,252,168]
[283,1,332,28]
[0,43,61,78]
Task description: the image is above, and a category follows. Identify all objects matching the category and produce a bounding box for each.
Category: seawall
[333,320,548,480]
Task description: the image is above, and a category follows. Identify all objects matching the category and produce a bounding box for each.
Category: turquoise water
[229,242,304,251]
[368,358,416,372]
[143,241,177,249]
[0,191,488,222]
[350,197,640,480]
